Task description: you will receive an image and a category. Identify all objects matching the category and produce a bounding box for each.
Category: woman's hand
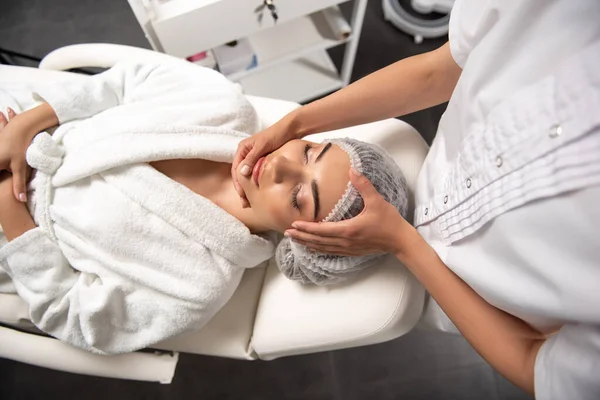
[0,103,58,203]
[285,169,420,258]
[231,113,302,207]
[0,108,34,202]
[0,170,12,200]
[0,170,36,241]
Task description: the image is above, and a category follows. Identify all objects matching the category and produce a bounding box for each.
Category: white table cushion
[252,257,424,359]
[1,50,429,363]
[153,265,268,359]
[0,326,178,383]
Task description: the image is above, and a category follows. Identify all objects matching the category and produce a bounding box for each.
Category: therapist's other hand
[0,108,33,203]
[232,115,301,207]
[286,169,419,257]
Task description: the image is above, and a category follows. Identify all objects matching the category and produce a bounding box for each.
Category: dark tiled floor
[0,329,526,400]
[0,0,531,399]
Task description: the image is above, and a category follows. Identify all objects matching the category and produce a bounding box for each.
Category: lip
[252,157,266,186]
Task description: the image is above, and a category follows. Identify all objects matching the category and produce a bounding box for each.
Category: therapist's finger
[232,146,252,206]
[292,239,355,256]
[232,178,249,206]
[241,195,250,208]
[285,229,351,247]
[291,220,354,238]
[232,162,246,198]
[232,141,252,190]
[232,177,241,196]
[349,168,380,203]
[238,145,264,177]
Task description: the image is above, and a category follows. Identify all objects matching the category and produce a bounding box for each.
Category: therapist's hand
[232,114,301,207]
[286,169,419,258]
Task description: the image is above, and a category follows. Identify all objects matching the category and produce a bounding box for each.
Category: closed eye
[291,185,301,210]
[290,144,311,211]
[303,144,311,164]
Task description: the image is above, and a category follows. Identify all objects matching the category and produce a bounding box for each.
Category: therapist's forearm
[396,233,545,396]
[289,42,461,137]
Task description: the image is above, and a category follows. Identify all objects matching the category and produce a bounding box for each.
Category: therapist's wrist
[285,106,317,139]
[392,223,427,265]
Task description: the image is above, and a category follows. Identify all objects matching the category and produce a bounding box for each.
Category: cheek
[253,190,293,232]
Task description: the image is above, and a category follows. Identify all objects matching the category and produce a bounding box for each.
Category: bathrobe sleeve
[0,226,225,355]
[32,60,256,130]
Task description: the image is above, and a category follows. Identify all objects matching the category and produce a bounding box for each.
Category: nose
[270,155,303,184]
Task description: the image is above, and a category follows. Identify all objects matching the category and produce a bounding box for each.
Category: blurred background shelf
[127,0,368,103]
[227,12,351,82]
[237,50,343,103]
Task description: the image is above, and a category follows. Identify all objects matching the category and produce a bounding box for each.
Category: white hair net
[275,138,409,286]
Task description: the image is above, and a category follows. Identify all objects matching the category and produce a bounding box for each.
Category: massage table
[0,44,428,383]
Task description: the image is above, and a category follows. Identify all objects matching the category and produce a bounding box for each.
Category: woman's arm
[8,103,58,139]
[0,171,208,354]
[0,174,36,240]
[3,60,236,202]
[287,171,544,396]
[0,105,58,202]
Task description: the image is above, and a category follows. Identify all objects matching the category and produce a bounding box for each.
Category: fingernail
[240,165,251,176]
[291,223,298,229]
[284,231,291,237]
[18,193,27,202]
[351,168,362,176]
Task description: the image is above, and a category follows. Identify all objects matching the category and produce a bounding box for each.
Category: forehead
[313,143,351,221]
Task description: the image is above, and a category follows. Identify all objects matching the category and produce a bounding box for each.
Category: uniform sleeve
[0,228,205,355]
[535,324,600,400]
[448,0,497,68]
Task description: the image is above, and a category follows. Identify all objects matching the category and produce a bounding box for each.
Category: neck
[152,158,272,234]
[212,165,272,234]
[151,159,269,233]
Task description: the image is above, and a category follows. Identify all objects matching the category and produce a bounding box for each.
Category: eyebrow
[311,180,320,221]
[316,142,332,162]
[310,143,331,220]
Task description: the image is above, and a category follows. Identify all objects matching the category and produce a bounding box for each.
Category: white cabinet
[127,0,368,103]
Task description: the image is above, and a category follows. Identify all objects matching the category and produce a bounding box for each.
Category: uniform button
[550,125,562,138]
[424,208,428,215]
[495,156,503,167]
[443,195,448,204]
[466,178,472,188]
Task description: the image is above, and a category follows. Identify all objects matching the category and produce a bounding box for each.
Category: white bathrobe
[0,61,276,354]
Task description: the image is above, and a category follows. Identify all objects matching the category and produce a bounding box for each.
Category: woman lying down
[0,60,408,354]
